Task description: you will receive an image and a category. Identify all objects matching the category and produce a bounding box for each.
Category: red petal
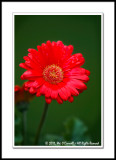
[68,96,74,103]
[45,97,52,104]
[36,88,41,97]
[21,70,42,80]
[67,45,73,56]
[29,87,36,94]
[43,82,52,98]
[58,89,67,101]
[64,67,88,75]
[15,85,21,92]
[19,63,30,70]
[63,53,85,70]
[67,75,89,82]
[74,79,87,90]
[66,83,79,96]
[51,89,58,99]
[56,95,63,104]
[85,70,90,76]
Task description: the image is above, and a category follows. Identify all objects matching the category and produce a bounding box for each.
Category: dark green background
[15,15,101,144]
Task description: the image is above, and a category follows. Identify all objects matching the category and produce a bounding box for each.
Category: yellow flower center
[43,64,63,84]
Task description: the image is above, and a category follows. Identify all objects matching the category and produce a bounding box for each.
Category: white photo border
[2,2,114,159]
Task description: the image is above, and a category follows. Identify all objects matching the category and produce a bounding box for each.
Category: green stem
[34,102,49,145]
[22,110,27,145]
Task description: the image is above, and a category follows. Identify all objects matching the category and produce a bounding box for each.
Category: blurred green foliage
[15,108,23,145]
[40,117,91,146]
[15,15,101,146]
[63,117,91,144]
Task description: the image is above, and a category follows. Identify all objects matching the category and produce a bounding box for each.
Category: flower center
[43,64,63,84]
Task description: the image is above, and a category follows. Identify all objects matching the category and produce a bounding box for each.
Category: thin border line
[14,12,103,15]
[2,1,115,2]
[12,12,104,149]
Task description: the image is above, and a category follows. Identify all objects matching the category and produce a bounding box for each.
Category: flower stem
[34,102,49,145]
[22,110,27,145]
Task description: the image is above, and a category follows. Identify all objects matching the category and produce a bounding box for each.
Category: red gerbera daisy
[20,41,90,104]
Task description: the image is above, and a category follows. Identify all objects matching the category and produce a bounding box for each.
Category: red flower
[20,41,90,104]
[15,83,35,104]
